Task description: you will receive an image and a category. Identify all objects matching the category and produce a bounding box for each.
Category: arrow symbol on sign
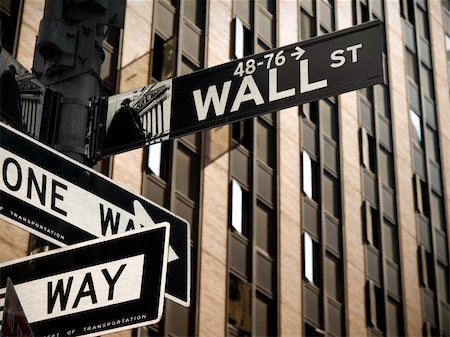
[291,46,306,61]
[132,200,179,263]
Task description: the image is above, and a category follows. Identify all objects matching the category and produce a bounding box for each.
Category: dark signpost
[0,122,190,307]
[0,224,170,337]
[102,20,384,157]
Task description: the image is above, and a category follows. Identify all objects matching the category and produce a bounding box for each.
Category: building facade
[0,0,449,336]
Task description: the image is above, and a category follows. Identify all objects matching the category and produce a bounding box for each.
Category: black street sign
[102,20,384,156]
[0,225,170,337]
[2,278,35,337]
[0,122,190,307]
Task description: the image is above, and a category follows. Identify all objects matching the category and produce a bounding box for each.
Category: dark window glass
[255,292,276,336]
[436,262,449,302]
[152,34,175,81]
[362,129,377,173]
[383,218,399,263]
[379,146,394,187]
[175,144,199,200]
[256,202,274,255]
[0,0,22,54]
[360,1,370,23]
[365,203,381,250]
[228,274,252,334]
[416,6,430,40]
[386,297,403,336]
[232,120,252,151]
[301,9,315,40]
[257,118,275,168]
[320,99,337,141]
[323,171,339,218]
[406,49,419,83]
[302,101,319,125]
[420,65,435,99]
[430,192,445,231]
[325,252,343,302]
[425,126,440,164]
[184,0,205,28]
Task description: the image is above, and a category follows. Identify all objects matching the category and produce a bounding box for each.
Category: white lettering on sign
[299,58,328,93]
[1,156,68,216]
[330,43,363,68]
[12,255,144,323]
[192,45,335,121]
[192,81,231,121]
[0,149,164,242]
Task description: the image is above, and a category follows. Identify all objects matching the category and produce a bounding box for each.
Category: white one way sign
[0,224,170,337]
[0,122,190,307]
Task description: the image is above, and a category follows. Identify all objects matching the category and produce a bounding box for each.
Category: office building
[1,0,449,336]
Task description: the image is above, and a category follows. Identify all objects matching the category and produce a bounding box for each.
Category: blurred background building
[0,0,449,336]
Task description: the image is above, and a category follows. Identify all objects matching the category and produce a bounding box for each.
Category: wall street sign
[0,225,170,337]
[0,122,190,307]
[102,20,384,156]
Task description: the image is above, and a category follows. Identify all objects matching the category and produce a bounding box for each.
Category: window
[231,179,244,234]
[255,292,276,336]
[152,34,175,81]
[419,245,435,291]
[303,151,319,201]
[378,146,394,188]
[406,49,419,83]
[325,252,343,302]
[387,297,403,336]
[232,119,252,150]
[361,128,376,173]
[175,144,199,200]
[383,218,400,263]
[234,17,253,59]
[304,232,320,286]
[414,174,430,217]
[323,171,339,218]
[400,0,415,24]
[184,0,205,28]
[364,202,381,250]
[301,101,319,125]
[0,0,22,55]
[256,202,274,255]
[410,109,423,145]
[147,143,162,177]
[228,274,252,334]
[320,99,337,141]
[256,118,275,168]
[367,280,385,332]
[300,9,315,40]
[436,262,449,302]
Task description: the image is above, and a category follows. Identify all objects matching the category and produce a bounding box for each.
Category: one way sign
[0,224,170,337]
[0,122,190,307]
[102,20,384,156]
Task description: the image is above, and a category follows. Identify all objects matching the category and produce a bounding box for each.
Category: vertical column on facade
[111,0,154,193]
[196,1,231,336]
[384,1,422,336]
[429,0,450,246]
[278,1,302,336]
[335,2,366,336]
[428,1,450,335]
